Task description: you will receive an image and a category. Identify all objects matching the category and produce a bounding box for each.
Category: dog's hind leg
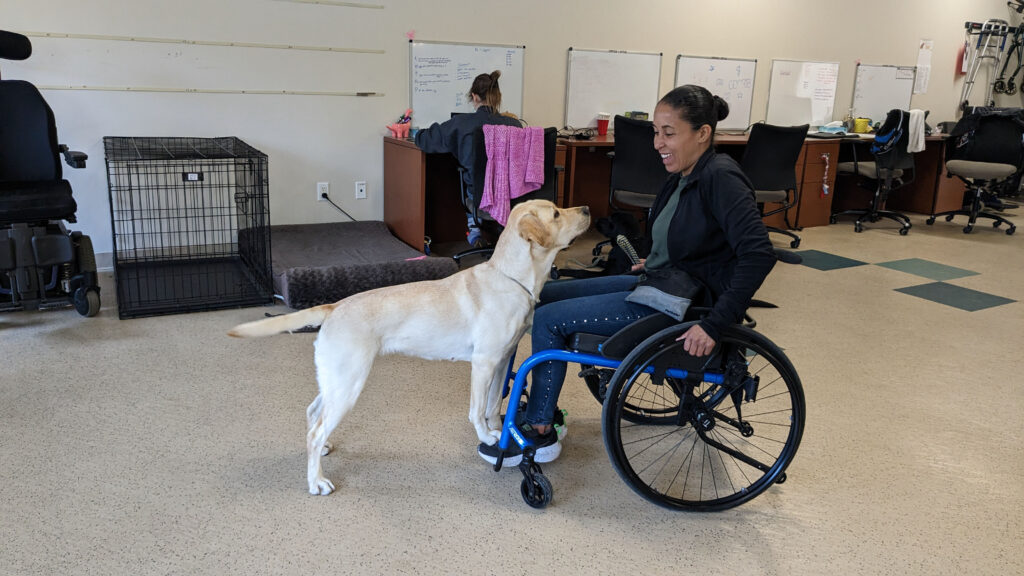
[305,395,332,456]
[307,347,374,496]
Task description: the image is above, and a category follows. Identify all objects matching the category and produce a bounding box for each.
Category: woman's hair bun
[490,70,501,81]
[713,95,730,122]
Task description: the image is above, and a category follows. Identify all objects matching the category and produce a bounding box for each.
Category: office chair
[831,109,914,235]
[926,107,1021,235]
[453,126,560,263]
[607,115,667,213]
[0,30,101,316]
[740,122,810,248]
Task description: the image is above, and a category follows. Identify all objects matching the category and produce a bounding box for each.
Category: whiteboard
[852,64,916,124]
[765,59,840,128]
[409,40,525,128]
[675,55,757,131]
[565,48,662,129]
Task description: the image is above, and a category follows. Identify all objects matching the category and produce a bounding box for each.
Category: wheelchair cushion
[0,180,77,224]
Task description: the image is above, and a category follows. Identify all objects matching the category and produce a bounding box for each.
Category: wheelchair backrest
[0,79,63,182]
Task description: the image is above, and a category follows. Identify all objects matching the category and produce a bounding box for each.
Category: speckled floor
[2,210,1021,575]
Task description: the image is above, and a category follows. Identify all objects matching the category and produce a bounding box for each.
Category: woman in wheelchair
[480,86,802,511]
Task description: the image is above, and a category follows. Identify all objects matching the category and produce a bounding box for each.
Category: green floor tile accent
[796,250,868,271]
[875,258,979,281]
[895,282,1016,311]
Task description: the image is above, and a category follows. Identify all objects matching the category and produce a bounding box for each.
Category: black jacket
[644,147,776,340]
[413,106,520,193]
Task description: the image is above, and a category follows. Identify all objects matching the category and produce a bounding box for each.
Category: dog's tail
[227,303,337,338]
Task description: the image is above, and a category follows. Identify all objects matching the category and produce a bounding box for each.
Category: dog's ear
[517,212,552,247]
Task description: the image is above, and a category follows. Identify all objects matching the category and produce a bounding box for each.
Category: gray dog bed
[270,221,458,309]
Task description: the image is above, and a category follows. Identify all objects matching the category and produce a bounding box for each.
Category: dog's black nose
[581,206,590,217]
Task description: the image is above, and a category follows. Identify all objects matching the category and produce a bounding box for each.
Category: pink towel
[480,125,545,226]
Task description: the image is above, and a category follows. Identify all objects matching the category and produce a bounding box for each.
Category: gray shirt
[644,175,687,270]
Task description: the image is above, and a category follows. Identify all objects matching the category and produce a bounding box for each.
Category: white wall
[2,0,1017,258]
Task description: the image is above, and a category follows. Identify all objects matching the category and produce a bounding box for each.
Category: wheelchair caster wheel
[899,227,909,236]
[789,238,800,248]
[521,473,552,509]
[926,217,936,225]
[963,225,973,234]
[74,287,100,317]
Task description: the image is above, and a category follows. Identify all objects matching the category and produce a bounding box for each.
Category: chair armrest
[59,144,87,169]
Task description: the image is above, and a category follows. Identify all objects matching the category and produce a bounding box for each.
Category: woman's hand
[630,259,646,273]
[676,324,715,356]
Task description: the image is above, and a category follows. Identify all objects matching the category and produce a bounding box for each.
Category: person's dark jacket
[414,106,520,193]
[644,147,776,341]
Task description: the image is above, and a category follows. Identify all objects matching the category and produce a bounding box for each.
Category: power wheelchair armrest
[59,144,87,169]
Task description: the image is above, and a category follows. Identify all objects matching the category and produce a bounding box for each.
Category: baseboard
[97,252,113,272]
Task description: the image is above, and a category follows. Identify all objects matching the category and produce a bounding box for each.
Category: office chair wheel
[602,323,805,511]
[926,217,936,225]
[945,214,956,222]
[829,215,838,224]
[963,225,973,234]
[854,223,864,233]
[73,287,101,317]
[520,472,553,509]
[789,238,801,248]
[992,221,1001,228]
[1007,225,1016,235]
[899,227,909,236]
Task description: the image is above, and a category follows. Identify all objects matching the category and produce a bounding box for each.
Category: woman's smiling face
[652,102,711,175]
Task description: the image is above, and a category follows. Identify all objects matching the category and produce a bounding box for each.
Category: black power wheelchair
[1,31,101,316]
[493,302,805,511]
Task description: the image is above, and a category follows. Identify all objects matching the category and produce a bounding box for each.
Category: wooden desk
[831,135,966,215]
[382,136,567,252]
[559,132,842,228]
[559,134,615,219]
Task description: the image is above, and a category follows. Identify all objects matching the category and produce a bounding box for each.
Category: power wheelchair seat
[493,308,805,511]
[0,30,100,316]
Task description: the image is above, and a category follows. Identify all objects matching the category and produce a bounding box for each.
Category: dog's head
[508,200,590,252]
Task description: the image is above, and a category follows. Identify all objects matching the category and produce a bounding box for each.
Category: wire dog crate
[104,137,273,319]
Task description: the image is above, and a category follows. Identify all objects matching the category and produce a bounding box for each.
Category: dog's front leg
[468,356,503,445]
[484,353,512,433]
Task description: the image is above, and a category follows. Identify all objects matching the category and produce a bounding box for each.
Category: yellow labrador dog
[229,200,590,495]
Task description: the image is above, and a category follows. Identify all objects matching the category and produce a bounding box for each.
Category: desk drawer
[795,180,834,228]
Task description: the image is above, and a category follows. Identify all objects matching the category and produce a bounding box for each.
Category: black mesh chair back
[454,126,558,262]
[741,123,808,193]
[609,115,666,211]
[740,122,809,248]
[871,109,915,176]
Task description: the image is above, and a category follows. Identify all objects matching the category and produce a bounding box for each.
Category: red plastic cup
[596,118,609,135]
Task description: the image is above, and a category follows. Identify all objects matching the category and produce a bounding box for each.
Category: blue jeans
[522,274,656,426]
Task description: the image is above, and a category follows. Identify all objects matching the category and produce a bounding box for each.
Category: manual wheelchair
[491,308,805,511]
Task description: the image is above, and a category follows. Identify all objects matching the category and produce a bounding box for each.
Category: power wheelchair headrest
[0,31,32,61]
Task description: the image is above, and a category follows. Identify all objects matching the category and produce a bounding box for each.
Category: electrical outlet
[316,182,329,202]
[355,181,367,199]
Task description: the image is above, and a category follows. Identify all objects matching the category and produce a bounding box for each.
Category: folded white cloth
[908,109,926,153]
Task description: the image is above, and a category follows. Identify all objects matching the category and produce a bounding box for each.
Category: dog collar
[501,272,536,302]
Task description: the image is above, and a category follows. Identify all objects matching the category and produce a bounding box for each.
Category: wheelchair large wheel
[602,323,805,511]
[583,366,679,425]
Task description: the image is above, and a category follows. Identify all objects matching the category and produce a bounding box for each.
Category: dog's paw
[321,441,333,456]
[309,477,335,496]
[481,428,501,445]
